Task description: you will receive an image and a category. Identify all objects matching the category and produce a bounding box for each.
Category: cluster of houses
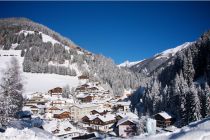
[21,81,175,139]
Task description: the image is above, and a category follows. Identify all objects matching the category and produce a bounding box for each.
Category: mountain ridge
[0,17,143,96]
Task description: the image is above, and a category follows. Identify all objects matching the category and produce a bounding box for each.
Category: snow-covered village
[1,2,210,140]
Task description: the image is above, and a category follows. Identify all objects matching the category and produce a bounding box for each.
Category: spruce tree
[0,57,24,125]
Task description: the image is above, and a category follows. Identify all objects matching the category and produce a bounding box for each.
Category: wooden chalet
[48,87,63,96]
[75,86,86,92]
[91,117,115,126]
[81,84,89,88]
[47,106,61,113]
[91,109,108,116]
[78,75,89,80]
[154,112,173,128]
[51,100,66,107]
[77,95,92,103]
[88,87,99,91]
[54,111,70,119]
[82,114,116,132]
[115,117,137,138]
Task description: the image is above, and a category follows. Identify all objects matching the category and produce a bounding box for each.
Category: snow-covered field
[0,50,81,96]
[134,117,210,140]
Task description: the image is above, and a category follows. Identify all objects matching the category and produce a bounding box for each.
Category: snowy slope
[118,60,143,68]
[134,117,210,140]
[0,50,81,96]
[130,42,194,75]
[18,30,71,50]
[155,42,193,59]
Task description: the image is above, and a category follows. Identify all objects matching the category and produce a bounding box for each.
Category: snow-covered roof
[157,112,172,119]
[116,101,130,106]
[22,106,32,113]
[76,93,90,98]
[43,120,79,136]
[96,114,116,122]
[116,112,139,120]
[86,114,115,122]
[72,103,98,109]
[48,106,61,110]
[116,116,136,126]
[91,108,107,113]
[53,110,70,115]
[85,114,98,120]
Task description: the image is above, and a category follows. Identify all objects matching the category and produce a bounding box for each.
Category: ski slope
[0,50,81,96]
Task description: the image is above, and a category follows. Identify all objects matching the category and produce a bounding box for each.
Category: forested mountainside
[130,30,210,127]
[0,18,143,96]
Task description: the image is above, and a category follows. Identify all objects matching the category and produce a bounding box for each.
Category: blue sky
[0,1,210,64]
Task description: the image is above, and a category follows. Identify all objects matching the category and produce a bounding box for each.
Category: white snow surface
[0,50,80,96]
[157,112,172,119]
[10,43,19,50]
[118,60,143,68]
[0,127,59,140]
[155,42,194,59]
[134,117,210,140]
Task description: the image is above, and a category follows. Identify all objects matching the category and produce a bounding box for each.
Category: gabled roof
[116,101,130,106]
[91,109,107,113]
[48,106,60,110]
[156,111,172,119]
[116,116,137,126]
[71,103,98,109]
[43,120,78,136]
[85,114,115,123]
[53,110,70,115]
[116,112,139,120]
[93,114,115,122]
[76,93,91,98]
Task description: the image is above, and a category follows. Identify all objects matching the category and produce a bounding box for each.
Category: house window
[52,129,60,134]
[64,127,72,131]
